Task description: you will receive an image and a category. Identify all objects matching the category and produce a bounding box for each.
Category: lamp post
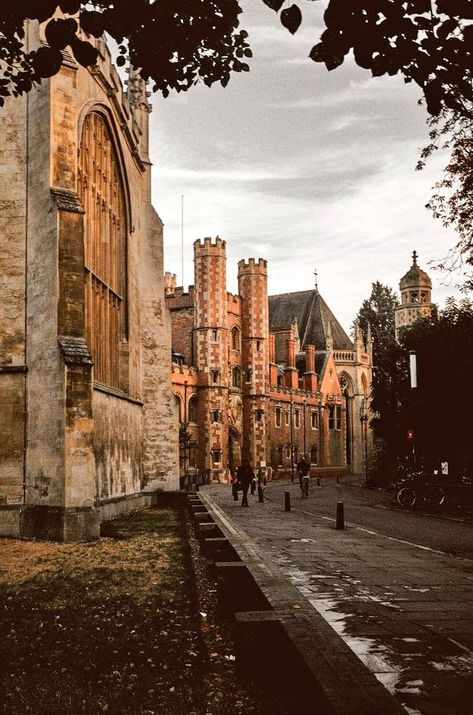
[183,380,188,480]
[290,399,295,482]
[408,350,417,463]
[303,398,307,458]
[359,398,369,486]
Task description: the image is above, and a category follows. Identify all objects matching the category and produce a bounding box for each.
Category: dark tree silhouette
[0,1,472,115]
[398,298,473,469]
[356,283,401,456]
[358,294,473,479]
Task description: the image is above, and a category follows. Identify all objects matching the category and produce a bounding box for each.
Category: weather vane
[314,268,318,292]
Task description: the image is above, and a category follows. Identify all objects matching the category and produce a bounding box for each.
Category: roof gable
[269,289,353,351]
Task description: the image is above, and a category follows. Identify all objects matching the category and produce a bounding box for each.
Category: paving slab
[202,482,473,714]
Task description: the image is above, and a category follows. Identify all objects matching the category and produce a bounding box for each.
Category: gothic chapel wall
[0,21,178,541]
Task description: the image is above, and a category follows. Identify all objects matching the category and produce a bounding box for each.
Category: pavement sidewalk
[202,480,473,715]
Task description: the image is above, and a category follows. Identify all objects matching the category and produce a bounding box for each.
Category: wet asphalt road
[262,477,473,560]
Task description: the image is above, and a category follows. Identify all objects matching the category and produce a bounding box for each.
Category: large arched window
[188,396,198,423]
[78,111,127,388]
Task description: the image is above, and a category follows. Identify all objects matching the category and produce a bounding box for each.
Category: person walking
[296,455,310,496]
[236,458,254,507]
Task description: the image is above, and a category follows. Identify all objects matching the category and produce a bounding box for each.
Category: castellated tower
[238,258,269,468]
[194,238,229,478]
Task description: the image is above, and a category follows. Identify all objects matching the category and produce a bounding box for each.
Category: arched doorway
[339,373,354,468]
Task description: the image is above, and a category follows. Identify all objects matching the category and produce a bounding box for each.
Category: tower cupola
[395,251,434,341]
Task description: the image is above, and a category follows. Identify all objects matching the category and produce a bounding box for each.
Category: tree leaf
[31,46,64,78]
[262,0,285,12]
[281,5,302,34]
[70,37,100,68]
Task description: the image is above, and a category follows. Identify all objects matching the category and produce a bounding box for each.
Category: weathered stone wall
[0,373,25,503]
[93,388,143,499]
[140,200,179,490]
[0,25,179,538]
[0,90,27,503]
[25,67,68,509]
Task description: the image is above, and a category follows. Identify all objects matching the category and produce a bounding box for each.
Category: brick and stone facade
[167,238,373,481]
[0,24,178,541]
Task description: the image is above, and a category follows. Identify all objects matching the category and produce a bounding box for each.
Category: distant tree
[356,282,400,452]
[417,110,473,291]
[0,1,472,116]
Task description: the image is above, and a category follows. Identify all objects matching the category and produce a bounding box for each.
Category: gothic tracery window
[78,112,127,388]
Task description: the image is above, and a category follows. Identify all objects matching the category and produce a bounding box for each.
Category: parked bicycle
[394,465,445,510]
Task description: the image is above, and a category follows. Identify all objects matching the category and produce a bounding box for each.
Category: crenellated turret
[237,257,268,467]
[193,237,229,476]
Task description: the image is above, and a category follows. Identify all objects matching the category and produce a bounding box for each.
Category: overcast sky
[148,1,463,333]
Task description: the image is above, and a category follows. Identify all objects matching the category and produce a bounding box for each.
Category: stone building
[395,251,434,341]
[166,238,373,481]
[0,24,178,541]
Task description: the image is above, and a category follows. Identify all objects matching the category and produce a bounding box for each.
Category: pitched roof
[269,289,353,351]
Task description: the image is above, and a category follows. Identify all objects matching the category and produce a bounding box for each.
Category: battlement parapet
[194,236,226,256]
[227,292,241,305]
[171,363,198,379]
[237,257,268,275]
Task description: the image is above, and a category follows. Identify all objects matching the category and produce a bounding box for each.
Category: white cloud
[150,1,463,333]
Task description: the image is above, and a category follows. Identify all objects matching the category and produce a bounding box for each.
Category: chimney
[286,337,296,368]
[304,343,317,391]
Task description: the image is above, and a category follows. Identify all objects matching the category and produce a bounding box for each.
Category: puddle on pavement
[276,559,460,712]
[430,654,473,672]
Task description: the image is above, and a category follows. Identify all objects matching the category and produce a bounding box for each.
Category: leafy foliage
[417,110,473,290]
[308,0,473,118]
[0,1,472,114]
[0,0,253,105]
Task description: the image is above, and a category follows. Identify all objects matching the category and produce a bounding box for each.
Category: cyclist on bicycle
[297,455,310,498]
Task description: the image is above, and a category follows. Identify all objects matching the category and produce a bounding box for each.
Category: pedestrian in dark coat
[236,459,254,507]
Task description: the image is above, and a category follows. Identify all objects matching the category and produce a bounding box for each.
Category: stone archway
[228,425,241,477]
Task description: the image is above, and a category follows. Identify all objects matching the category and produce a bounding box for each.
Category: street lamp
[290,399,295,482]
[183,381,188,478]
[303,398,307,458]
[359,398,369,487]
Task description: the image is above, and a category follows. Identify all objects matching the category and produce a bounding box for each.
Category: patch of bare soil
[0,505,288,714]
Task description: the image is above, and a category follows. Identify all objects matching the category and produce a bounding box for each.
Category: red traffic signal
[407,429,415,441]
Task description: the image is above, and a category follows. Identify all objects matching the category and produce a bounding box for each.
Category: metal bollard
[232,483,238,501]
[336,501,344,530]
[336,475,340,485]
[316,476,321,488]
[285,491,291,512]
[258,484,264,503]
